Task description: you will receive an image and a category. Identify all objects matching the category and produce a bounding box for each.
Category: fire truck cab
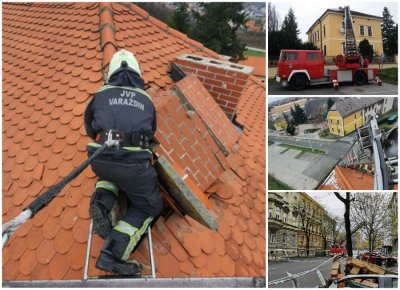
[276,49,381,90]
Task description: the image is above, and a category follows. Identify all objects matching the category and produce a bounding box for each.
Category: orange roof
[2,2,265,281]
[319,166,374,190]
[239,56,266,78]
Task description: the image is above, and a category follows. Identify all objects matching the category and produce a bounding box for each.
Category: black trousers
[90,153,164,261]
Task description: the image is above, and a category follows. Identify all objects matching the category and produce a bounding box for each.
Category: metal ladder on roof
[83,219,156,280]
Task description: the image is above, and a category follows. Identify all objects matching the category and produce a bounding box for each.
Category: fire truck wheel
[354,71,367,86]
[289,74,307,90]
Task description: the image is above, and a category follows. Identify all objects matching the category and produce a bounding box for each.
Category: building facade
[306,8,383,58]
[327,97,393,136]
[389,192,398,253]
[268,192,298,260]
[296,192,325,256]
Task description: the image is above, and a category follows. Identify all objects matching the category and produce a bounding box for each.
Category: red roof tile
[319,165,374,190]
[3,2,265,281]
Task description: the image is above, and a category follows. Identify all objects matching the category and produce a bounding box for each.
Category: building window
[330,119,332,124]
[276,207,281,220]
[283,233,287,244]
[323,25,326,37]
[270,233,275,244]
[324,45,327,56]
[338,128,341,134]
[370,44,374,52]
[367,26,372,36]
[269,208,273,218]
[354,113,357,118]
[283,212,287,223]
[317,30,319,41]
[360,25,365,36]
[336,120,339,125]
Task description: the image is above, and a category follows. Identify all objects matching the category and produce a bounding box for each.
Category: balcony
[269,217,284,230]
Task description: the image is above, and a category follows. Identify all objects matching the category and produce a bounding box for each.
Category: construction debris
[330,256,388,288]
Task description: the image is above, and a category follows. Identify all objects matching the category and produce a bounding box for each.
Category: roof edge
[306,8,383,34]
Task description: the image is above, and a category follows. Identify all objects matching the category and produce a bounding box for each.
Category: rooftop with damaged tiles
[3,2,266,281]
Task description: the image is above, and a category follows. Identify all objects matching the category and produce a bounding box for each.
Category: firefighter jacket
[84,71,156,159]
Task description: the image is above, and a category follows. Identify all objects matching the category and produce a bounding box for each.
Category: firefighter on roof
[84,50,164,275]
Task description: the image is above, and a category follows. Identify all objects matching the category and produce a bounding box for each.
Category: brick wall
[175,75,240,155]
[154,93,224,192]
[173,54,253,118]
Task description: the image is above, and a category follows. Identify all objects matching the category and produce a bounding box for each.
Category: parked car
[358,252,397,267]
[329,274,398,288]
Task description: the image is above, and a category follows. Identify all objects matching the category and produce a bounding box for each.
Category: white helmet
[107,50,142,81]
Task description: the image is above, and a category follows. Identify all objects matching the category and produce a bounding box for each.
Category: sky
[270,1,398,41]
[306,192,345,217]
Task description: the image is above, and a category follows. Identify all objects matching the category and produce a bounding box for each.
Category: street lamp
[308,138,315,152]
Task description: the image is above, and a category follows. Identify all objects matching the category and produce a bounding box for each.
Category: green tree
[382,7,398,56]
[167,3,191,34]
[359,39,374,62]
[189,3,248,61]
[280,8,302,49]
[326,97,335,116]
[291,103,307,125]
[284,113,296,135]
[299,42,318,50]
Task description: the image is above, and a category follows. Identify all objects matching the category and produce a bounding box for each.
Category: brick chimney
[173,54,253,118]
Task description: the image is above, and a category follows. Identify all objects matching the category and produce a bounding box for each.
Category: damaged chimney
[173,54,254,118]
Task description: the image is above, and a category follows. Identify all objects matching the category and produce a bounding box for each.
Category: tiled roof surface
[319,165,374,190]
[3,2,265,280]
[239,56,266,78]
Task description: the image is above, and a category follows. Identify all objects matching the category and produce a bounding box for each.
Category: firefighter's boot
[95,251,142,276]
[89,183,118,239]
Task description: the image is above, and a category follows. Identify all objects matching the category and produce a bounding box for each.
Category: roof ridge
[99,2,117,79]
[126,3,221,60]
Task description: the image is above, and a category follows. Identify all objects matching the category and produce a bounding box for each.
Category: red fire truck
[275,6,382,90]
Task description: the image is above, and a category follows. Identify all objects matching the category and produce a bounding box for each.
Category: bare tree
[268,3,280,32]
[351,192,391,252]
[334,192,354,257]
[321,212,336,251]
[294,201,320,256]
[332,216,345,244]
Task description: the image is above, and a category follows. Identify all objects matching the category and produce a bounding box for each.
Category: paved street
[268,81,398,95]
[268,135,353,189]
[268,256,335,288]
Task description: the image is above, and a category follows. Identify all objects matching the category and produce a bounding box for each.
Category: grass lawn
[268,174,293,190]
[278,143,326,155]
[319,133,341,140]
[379,68,398,85]
[244,49,266,57]
[304,128,320,134]
[280,147,290,154]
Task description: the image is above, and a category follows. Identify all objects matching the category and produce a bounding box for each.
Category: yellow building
[327,97,386,136]
[270,99,307,116]
[273,114,288,130]
[306,8,383,58]
[296,192,325,256]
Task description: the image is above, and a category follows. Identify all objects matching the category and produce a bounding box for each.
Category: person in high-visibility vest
[84,50,164,275]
